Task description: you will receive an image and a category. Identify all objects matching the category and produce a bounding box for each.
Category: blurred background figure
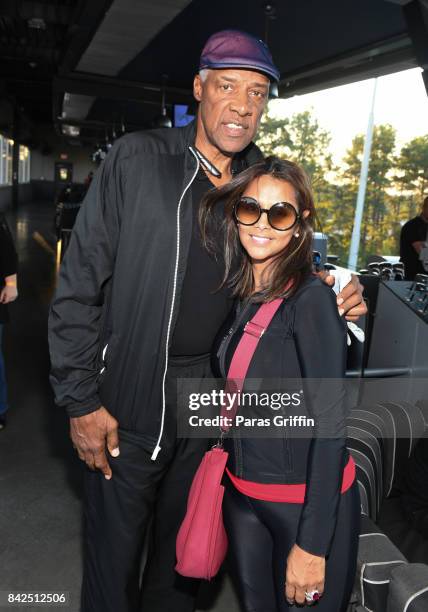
[400,195,428,280]
[0,213,18,429]
[83,171,94,188]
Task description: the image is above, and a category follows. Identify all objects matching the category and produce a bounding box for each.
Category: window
[0,135,31,185]
[0,135,7,185]
[19,145,30,183]
[6,139,13,185]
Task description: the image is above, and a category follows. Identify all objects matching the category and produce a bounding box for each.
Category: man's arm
[49,143,124,415]
[48,140,126,478]
[412,240,426,254]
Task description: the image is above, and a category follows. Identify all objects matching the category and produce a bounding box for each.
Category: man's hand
[285,543,325,606]
[411,240,425,255]
[70,406,120,480]
[318,271,367,322]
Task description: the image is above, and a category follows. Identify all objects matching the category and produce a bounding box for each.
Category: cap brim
[199,62,279,83]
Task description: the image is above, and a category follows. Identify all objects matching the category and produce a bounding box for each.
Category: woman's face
[237,175,305,266]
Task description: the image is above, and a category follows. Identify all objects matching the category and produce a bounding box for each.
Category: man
[400,196,428,280]
[49,30,366,612]
[0,213,18,430]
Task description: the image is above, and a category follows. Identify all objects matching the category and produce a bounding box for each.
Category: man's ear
[193,74,203,102]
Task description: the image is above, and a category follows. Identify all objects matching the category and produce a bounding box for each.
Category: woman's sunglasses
[233,196,301,232]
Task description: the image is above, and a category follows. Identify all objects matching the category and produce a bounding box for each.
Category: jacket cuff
[295,531,331,558]
[3,271,17,280]
[63,397,103,418]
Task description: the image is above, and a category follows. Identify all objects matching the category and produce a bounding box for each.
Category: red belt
[226,456,356,504]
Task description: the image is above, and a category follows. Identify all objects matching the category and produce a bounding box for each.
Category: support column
[11,105,19,209]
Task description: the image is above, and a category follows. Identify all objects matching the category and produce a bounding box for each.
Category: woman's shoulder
[290,274,335,304]
[286,274,345,332]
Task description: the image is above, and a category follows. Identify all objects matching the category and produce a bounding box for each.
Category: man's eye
[221,84,233,91]
[251,90,266,99]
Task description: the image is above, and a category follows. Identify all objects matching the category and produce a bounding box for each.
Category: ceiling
[1,0,427,147]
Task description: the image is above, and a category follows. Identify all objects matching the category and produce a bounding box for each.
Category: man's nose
[230,90,252,116]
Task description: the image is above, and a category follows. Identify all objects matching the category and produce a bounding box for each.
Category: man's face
[193,68,269,155]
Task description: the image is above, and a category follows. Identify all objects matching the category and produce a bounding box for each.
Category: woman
[0,213,18,430]
[200,157,360,611]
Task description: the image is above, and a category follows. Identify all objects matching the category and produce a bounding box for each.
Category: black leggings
[223,478,360,612]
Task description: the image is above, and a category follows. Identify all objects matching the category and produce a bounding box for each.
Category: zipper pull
[217,327,233,358]
[151,444,161,461]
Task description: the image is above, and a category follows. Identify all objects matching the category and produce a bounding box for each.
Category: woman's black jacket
[0,213,18,324]
[213,275,350,557]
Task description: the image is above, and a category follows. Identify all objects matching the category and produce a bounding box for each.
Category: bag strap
[220,281,293,434]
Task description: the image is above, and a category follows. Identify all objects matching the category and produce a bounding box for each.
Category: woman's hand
[0,275,18,304]
[285,543,325,606]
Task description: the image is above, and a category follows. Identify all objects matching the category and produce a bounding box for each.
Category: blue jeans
[0,324,8,415]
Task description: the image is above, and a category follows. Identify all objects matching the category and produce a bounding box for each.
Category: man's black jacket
[48,120,263,459]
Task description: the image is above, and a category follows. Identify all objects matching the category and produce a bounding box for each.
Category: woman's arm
[0,215,18,304]
[285,282,348,605]
[292,282,348,557]
[0,274,18,304]
[0,214,18,277]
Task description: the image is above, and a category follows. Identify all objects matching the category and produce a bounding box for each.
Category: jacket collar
[182,119,264,174]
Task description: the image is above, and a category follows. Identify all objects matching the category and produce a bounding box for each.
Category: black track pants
[223,477,360,612]
[80,355,212,612]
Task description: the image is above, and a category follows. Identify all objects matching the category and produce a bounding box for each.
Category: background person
[400,195,428,280]
[205,157,359,611]
[0,213,18,430]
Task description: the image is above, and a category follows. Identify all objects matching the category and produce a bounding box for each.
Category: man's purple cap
[199,29,280,83]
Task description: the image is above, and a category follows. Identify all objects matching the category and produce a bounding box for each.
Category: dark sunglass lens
[235,198,260,225]
[268,203,297,230]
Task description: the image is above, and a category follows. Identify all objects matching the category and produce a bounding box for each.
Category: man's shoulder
[111,122,195,161]
[402,216,426,235]
[403,216,422,228]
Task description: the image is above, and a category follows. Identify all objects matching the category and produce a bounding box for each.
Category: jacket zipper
[218,299,254,477]
[151,148,200,460]
[99,343,108,376]
[218,300,253,378]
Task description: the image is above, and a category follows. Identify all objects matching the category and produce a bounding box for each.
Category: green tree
[394,135,428,218]
[255,113,292,158]
[339,124,397,268]
[255,111,428,270]
[256,109,333,198]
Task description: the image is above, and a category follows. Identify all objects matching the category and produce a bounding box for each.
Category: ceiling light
[62,125,80,137]
[152,74,172,129]
[28,17,46,30]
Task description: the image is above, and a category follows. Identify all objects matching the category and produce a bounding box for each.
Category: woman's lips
[249,234,272,245]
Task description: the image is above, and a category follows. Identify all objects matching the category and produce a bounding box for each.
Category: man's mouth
[225,122,244,129]
[222,121,247,136]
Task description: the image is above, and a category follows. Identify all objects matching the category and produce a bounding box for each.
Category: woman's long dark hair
[199,156,316,302]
